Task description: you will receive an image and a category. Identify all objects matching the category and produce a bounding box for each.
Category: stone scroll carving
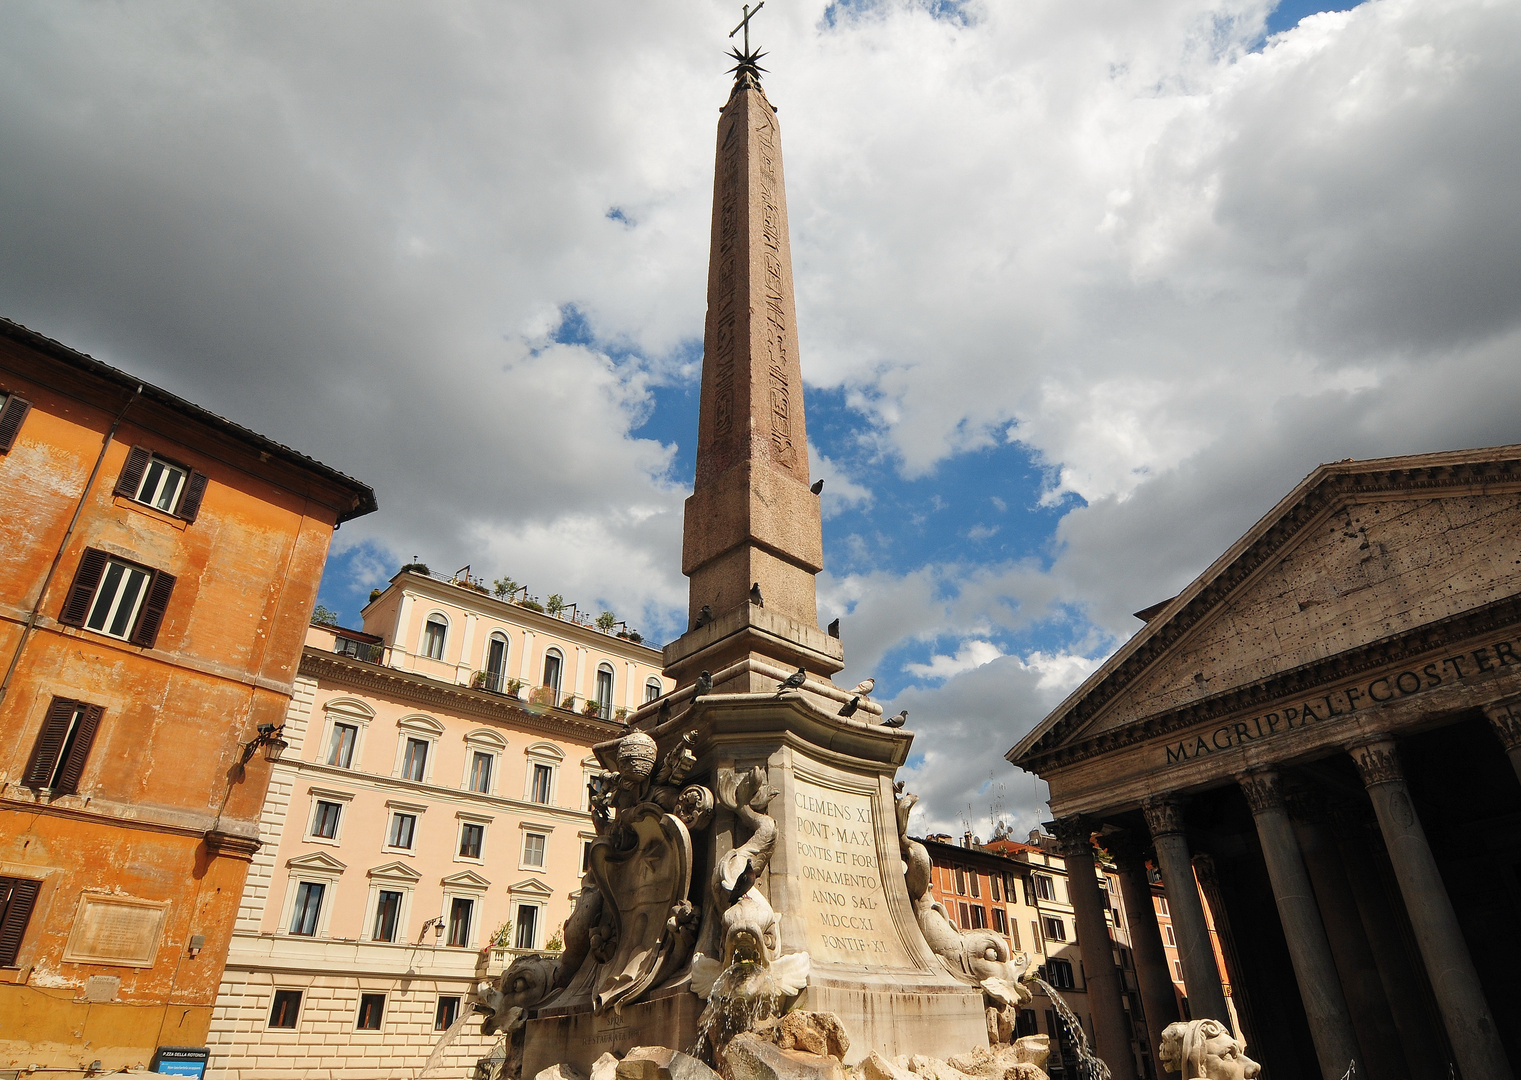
[894,782,1032,1030]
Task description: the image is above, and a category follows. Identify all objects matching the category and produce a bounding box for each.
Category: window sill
[517,864,546,874]
[454,856,485,865]
[380,846,416,857]
[302,836,342,847]
[112,494,189,531]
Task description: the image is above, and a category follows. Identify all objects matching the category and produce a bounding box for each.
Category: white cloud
[904,639,1005,681]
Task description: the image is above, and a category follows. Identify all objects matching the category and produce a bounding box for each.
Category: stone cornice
[299,648,626,744]
[1016,590,1521,773]
[1010,448,1521,767]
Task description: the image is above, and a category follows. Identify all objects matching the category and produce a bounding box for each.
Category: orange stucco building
[0,318,374,1071]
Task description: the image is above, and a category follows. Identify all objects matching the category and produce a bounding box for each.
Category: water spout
[416,1008,473,1080]
[693,960,785,1064]
[1031,978,1112,1080]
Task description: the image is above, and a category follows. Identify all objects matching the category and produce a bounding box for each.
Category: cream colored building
[205,570,669,1080]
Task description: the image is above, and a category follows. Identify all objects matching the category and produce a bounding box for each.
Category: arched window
[422,614,448,661]
[594,664,615,720]
[485,632,509,693]
[542,649,563,699]
[644,678,663,704]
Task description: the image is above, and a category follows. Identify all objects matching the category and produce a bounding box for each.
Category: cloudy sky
[4,0,1519,837]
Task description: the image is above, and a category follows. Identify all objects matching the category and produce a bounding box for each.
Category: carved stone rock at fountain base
[772,1011,850,1059]
[946,1042,1050,1080]
[855,1053,918,1080]
[533,1064,588,1080]
[617,1046,725,1080]
[726,1033,847,1080]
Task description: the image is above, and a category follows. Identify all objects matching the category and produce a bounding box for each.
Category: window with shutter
[113,446,152,499]
[113,447,209,521]
[0,877,41,966]
[58,549,109,627]
[64,550,175,647]
[175,470,209,522]
[24,699,103,794]
[0,393,32,454]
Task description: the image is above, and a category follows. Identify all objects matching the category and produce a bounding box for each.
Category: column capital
[1483,698,1521,751]
[1047,815,1095,859]
[1350,737,1403,787]
[1237,769,1284,815]
[1142,795,1186,838]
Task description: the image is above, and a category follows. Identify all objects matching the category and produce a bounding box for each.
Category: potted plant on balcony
[470,670,489,689]
[596,611,617,633]
[528,685,555,706]
[582,699,602,717]
[505,678,524,698]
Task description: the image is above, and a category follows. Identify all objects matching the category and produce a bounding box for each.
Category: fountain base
[522,987,703,1080]
[796,979,990,1066]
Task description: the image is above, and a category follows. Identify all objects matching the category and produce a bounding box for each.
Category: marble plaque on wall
[790,773,914,969]
[63,894,169,968]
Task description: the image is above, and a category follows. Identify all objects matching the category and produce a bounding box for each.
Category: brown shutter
[175,470,209,522]
[0,878,42,966]
[23,698,78,788]
[58,549,109,628]
[0,395,31,454]
[54,704,102,796]
[112,445,151,498]
[130,570,176,648]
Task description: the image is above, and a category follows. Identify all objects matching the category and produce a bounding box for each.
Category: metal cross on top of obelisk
[729,2,764,55]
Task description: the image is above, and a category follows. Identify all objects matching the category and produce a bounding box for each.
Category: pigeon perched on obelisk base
[777,666,807,693]
[882,709,908,728]
[749,582,764,607]
[837,696,860,717]
[695,670,713,698]
[810,479,824,495]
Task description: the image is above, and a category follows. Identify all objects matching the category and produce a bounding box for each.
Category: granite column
[1238,770,1361,1079]
[1110,833,1179,1080]
[1051,817,1138,1080]
[1140,797,1229,1024]
[1349,738,1514,1080]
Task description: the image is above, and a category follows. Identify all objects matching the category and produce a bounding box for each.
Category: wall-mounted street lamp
[240,723,288,767]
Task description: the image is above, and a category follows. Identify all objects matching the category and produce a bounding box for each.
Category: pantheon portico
[1009,447,1521,1080]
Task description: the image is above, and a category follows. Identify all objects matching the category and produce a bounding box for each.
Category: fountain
[1029,978,1111,1080]
[471,9,1117,1080]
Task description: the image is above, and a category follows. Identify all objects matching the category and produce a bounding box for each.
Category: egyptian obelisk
[663,33,847,700]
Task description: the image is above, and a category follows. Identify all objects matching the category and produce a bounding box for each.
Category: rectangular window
[1174,960,1184,981]
[0,877,42,966]
[990,874,1001,902]
[402,738,428,782]
[969,872,981,898]
[327,723,358,767]
[515,904,538,950]
[135,456,189,512]
[113,446,208,521]
[373,890,402,942]
[1009,914,1021,949]
[581,841,592,874]
[530,763,552,804]
[954,867,967,896]
[1046,958,1075,990]
[644,680,661,704]
[389,812,417,850]
[268,989,303,1029]
[311,800,342,840]
[1156,895,1170,916]
[23,698,102,794]
[522,832,546,868]
[289,882,325,936]
[542,653,562,695]
[446,897,473,948]
[468,752,493,794]
[958,901,971,928]
[60,549,176,648]
[1034,874,1055,901]
[971,905,988,929]
[356,993,386,1030]
[459,823,484,860]
[993,908,1008,934]
[435,996,461,1031]
[595,668,614,719]
[1023,876,1035,906]
[1164,924,1176,947]
[485,637,508,692]
[1043,916,1067,942]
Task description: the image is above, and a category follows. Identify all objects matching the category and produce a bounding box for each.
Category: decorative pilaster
[1108,831,1180,1080]
[1138,796,1229,1024]
[1347,738,1515,1080]
[1483,698,1521,785]
[1047,816,1138,1080]
[1237,768,1362,1079]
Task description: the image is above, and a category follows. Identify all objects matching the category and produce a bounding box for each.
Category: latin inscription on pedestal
[791,775,913,969]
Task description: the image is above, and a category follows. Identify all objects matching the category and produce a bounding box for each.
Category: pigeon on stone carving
[749,582,763,607]
[695,670,713,698]
[882,709,908,728]
[837,696,860,717]
[810,479,824,495]
[777,666,807,693]
[658,699,671,723]
[694,604,713,630]
[852,678,875,696]
[827,618,840,639]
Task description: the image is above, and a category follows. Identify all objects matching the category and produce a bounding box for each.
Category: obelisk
[665,39,845,699]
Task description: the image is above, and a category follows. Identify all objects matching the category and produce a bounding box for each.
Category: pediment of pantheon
[1010,445,1521,773]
